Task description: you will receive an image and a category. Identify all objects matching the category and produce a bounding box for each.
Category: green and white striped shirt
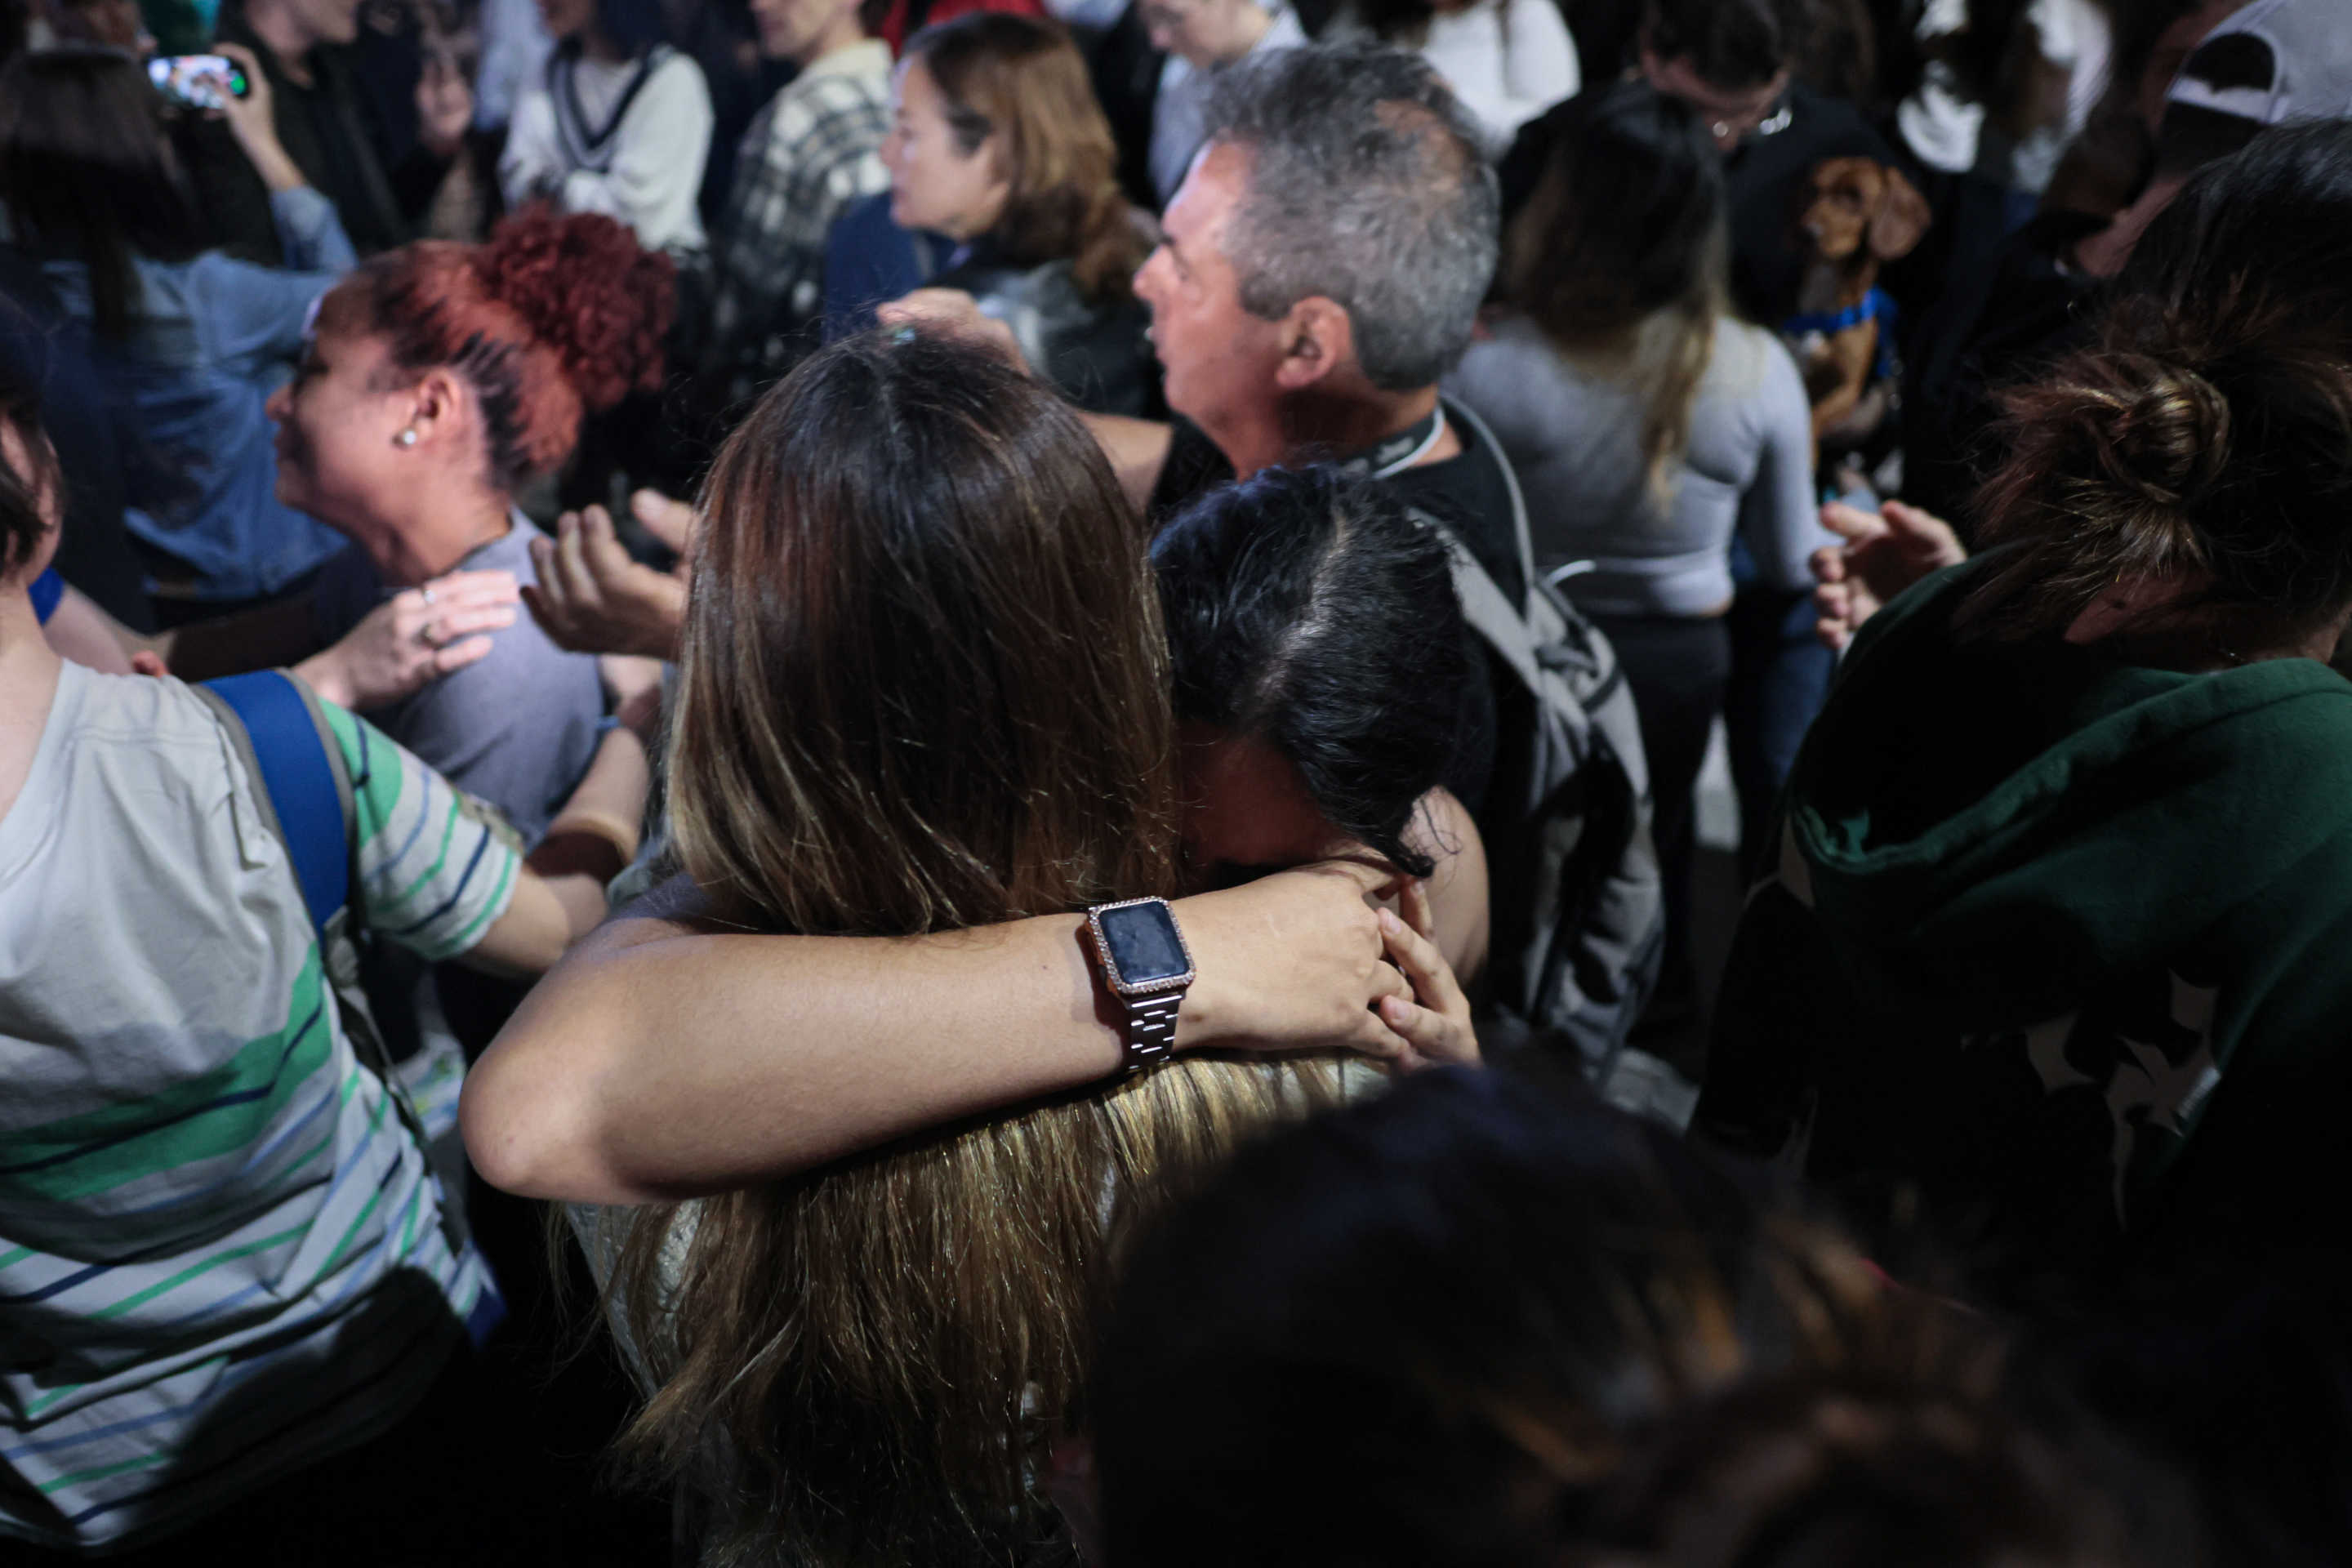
[0,666,519,1550]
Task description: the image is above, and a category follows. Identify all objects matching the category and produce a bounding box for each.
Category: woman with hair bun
[1699,118,2352,1314]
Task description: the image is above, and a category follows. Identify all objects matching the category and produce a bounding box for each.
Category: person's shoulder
[643,45,715,104]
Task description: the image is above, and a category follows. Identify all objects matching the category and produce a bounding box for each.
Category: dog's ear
[1869,166,1931,261]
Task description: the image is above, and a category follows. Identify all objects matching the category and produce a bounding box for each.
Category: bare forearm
[461,915,1125,1203]
[1080,412,1173,514]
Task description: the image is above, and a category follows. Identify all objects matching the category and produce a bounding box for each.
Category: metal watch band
[1121,989,1185,1073]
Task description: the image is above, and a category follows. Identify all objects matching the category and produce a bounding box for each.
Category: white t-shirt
[1409,0,1582,151]
[501,45,715,255]
[0,667,519,1551]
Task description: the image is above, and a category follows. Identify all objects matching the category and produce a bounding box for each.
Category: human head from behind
[746,0,866,65]
[1094,1066,2167,1568]
[532,0,665,56]
[1961,119,2352,668]
[0,47,207,341]
[1503,80,1726,494]
[1153,466,1468,886]
[38,0,153,54]
[1133,0,1276,71]
[0,353,62,597]
[243,0,363,54]
[1137,42,1497,460]
[267,208,672,586]
[1638,0,1802,150]
[885,12,1146,298]
[626,329,1348,1563]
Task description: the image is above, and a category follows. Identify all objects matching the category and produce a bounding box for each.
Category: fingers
[1397,876,1437,942]
[1375,911,1477,1069]
[1881,500,1967,565]
[130,649,170,678]
[1379,908,1466,1018]
[629,488,695,555]
[1814,580,1854,651]
[1809,542,1846,587]
[425,601,518,641]
[422,568,521,607]
[430,635,497,675]
[1298,854,1409,905]
[1819,499,1888,545]
[550,510,608,617]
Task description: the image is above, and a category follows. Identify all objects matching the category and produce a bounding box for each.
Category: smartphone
[148,55,252,111]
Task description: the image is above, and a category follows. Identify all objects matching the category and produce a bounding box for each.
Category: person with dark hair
[1450,79,1823,1049]
[1091,1064,2175,1568]
[697,0,891,402]
[1155,464,1488,976]
[500,0,715,258]
[0,45,354,611]
[868,11,1158,413]
[1699,118,2352,1314]
[196,0,473,262]
[470,331,1463,1566]
[0,342,650,1557]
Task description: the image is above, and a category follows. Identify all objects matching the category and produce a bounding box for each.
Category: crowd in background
[7,0,2352,1561]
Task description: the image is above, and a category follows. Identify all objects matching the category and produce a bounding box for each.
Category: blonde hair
[610,332,1337,1566]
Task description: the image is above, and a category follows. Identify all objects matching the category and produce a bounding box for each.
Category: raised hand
[1812,498,1967,651]
[522,501,691,660]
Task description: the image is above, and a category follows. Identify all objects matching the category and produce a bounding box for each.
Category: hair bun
[2080,353,2233,508]
[473,209,675,415]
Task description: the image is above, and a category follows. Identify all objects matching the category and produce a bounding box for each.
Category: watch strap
[1120,988,1184,1073]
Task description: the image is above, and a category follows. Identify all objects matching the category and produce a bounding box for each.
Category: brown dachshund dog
[1782,157,1931,446]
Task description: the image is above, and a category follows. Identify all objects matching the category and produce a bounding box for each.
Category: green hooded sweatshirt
[1698,554,2352,1301]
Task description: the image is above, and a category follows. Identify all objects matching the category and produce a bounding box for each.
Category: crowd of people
[6,0,2352,1561]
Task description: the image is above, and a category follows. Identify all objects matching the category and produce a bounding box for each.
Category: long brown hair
[612,331,1334,1566]
[906,12,1147,302]
[1501,82,1726,500]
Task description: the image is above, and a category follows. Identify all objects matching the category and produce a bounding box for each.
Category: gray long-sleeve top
[1445,314,1829,619]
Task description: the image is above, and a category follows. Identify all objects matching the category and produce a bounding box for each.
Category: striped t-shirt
[0,665,521,1550]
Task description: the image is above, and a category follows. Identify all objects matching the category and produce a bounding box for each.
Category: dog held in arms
[1782,157,1930,448]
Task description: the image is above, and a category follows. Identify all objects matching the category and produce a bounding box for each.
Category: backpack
[1424,399,1667,1074]
[191,670,490,1322]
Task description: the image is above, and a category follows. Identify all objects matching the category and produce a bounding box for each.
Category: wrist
[292,648,352,708]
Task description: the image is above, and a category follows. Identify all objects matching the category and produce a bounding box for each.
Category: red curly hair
[314,208,675,492]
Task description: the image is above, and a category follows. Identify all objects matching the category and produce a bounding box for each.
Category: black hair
[0,47,206,341]
[1152,465,1468,880]
[1095,1065,2186,1568]
[1641,0,1805,91]
[0,323,57,577]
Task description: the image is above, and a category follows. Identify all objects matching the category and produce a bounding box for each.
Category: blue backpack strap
[200,670,350,937]
[28,568,64,626]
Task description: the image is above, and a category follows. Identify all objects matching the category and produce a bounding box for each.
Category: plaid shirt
[703,40,893,385]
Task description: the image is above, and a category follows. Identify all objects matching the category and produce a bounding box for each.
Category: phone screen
[147,55,251,111]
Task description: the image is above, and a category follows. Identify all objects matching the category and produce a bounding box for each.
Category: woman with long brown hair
[558,330,1467,1566]
[866,11,1160,415]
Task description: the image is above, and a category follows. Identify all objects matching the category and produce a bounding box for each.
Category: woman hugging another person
[467,329,1481,1565]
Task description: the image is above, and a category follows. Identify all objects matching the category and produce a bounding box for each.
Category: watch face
[1096,900,1192,987]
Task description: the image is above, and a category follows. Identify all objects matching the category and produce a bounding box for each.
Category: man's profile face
[1133,142,1290,440]
[1642,47,1787,151]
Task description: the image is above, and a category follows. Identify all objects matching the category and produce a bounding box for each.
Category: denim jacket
[42,186,354,604]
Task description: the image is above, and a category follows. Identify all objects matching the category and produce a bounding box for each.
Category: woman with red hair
[163,207,672,1147]
[175,207,674,843]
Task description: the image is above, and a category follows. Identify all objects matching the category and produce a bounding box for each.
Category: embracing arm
[461,862,1415,1204]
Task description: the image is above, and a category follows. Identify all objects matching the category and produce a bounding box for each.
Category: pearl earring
[394,428,419,448]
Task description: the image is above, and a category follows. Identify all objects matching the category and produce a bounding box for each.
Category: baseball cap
[2157,0,2352,176]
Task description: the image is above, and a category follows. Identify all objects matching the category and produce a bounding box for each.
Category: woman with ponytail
[1699,119,2352,1317]
[857,11,1160,416]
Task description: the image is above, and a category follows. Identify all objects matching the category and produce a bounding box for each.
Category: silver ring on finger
[419,585,438,607]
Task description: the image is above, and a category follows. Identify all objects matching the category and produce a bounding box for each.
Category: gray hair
[1198,42,1499,391]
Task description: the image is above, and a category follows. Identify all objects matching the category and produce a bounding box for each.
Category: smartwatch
[1084,896,1196,1074]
